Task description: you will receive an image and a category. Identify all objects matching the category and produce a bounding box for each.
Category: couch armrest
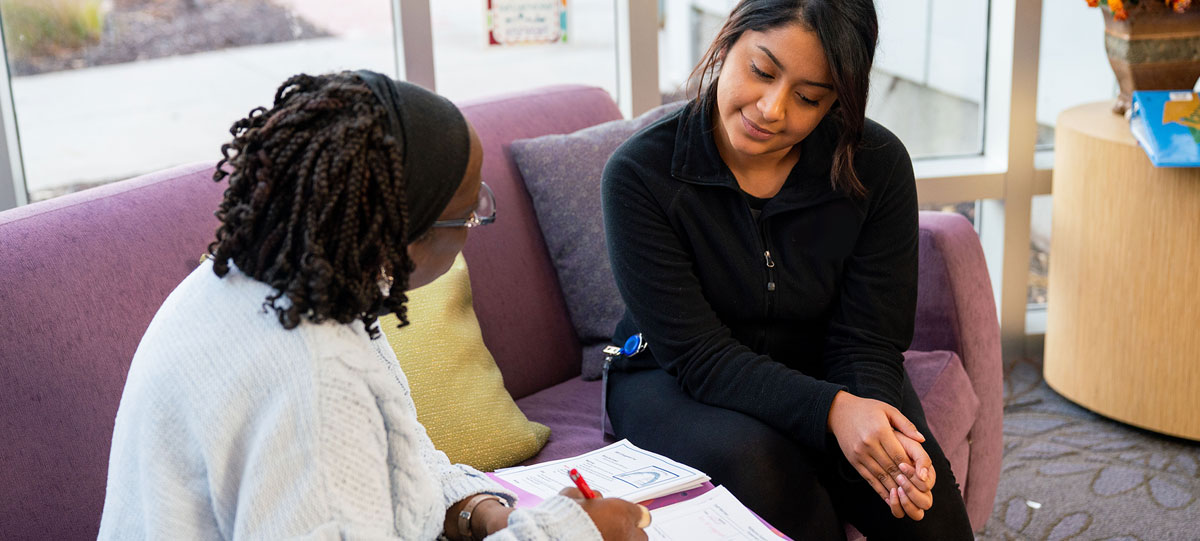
[914,211,1002,530]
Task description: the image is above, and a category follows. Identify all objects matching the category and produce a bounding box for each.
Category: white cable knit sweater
[99,261,602,541]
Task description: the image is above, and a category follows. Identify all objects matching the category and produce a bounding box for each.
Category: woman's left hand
[827,391,925,501]
[885,431,935,520]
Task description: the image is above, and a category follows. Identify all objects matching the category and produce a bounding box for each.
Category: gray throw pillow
[512,101,686,380]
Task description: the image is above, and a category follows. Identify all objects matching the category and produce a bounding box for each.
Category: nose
[757,84,788,123]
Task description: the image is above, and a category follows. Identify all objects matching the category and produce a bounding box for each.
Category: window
[1029,2,1117,310]
[1,0,398,203]
[871,0,989,159]
[1036,0,1116,149]
[431,0,618,103]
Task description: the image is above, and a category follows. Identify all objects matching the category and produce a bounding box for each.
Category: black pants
[606,369,974,540]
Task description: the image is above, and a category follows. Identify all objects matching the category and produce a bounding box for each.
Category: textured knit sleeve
[820,143,919,408]
[367,338,600,540]
[485,496,604,541]
[414,422,520,509]
[602,148,846,451]
[367,337,518,510]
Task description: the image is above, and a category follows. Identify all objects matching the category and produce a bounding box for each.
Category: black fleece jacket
[601,101,918,451]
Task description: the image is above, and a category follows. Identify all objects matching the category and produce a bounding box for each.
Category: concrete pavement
[16,0,618,196]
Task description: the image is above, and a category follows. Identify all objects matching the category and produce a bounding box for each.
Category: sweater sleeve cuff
[801,382,847,450]
[493,495,603,541]
[848,371,903,408]
[439,463,517,509]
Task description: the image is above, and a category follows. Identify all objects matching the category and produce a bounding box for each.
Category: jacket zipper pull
[764,251,776,291]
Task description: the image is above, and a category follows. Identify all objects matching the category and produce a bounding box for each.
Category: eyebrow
[757,45,835,90]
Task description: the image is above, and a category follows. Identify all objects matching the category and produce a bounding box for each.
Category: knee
[694,428,841,540]
[696,422,817,503]
[701,422,785,473]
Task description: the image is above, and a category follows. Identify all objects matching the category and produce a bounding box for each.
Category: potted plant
[1085,0,1200,113]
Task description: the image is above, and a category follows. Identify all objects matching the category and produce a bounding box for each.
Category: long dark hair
[689,0,878,199]
[208,72,414,337]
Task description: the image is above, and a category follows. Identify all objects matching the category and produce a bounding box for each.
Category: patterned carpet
[974,356,1200,540]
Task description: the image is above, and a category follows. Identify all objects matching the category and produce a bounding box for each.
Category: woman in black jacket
[601,1,973,539]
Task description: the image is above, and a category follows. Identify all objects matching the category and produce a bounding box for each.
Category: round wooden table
[1045,101,1200,441]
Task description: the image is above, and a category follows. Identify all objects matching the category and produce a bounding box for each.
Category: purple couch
[0,85,1001,539]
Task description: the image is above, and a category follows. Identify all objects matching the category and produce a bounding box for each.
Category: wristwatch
[457,493,508,541]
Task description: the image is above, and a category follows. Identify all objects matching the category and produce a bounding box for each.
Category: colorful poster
[487,0,568,45]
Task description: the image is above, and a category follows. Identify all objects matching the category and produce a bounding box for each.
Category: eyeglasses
[431,182,496,229]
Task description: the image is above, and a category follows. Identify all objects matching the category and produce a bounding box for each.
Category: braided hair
[208,71,413,338]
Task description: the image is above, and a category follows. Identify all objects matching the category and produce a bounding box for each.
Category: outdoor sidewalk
[15,0,618,197]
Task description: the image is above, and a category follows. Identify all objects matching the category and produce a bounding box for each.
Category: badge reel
[600,333,648,436]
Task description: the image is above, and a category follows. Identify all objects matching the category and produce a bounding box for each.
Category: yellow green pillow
[380,254,550,472]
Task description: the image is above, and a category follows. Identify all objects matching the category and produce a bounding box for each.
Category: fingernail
[895,474,905,485]
[637,504,651,528]
[920,467,929,480]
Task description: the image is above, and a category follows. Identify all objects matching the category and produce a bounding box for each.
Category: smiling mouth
[740,113,774,140]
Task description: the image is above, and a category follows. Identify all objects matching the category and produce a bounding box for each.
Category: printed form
[491,439,709,503]
[647,486,786,541]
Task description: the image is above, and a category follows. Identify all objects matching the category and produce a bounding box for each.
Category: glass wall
[1,0,397,203]
[1030,1,1118,308]
[1029,194,1051,307]
[1036,0,1116,149]
[431,0,617,103]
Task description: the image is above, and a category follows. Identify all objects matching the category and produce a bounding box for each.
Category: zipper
[760,223,777,318]
[737,189,779,321]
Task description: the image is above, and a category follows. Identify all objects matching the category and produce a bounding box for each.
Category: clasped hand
[827,390,937,520]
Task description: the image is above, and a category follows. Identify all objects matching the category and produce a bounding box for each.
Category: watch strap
[456,493,506,541]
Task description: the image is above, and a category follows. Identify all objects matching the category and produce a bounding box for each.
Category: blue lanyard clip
[601,333,647,437]
[603,333,647,362]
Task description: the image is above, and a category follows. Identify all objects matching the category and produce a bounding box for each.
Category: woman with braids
[601,1,973,539]
[100,71,649,541]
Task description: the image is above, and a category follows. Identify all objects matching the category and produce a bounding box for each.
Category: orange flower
[1085,0,1189,17]
[1109,0,1128,20]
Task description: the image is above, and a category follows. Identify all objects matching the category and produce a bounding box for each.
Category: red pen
[568,468,598,499]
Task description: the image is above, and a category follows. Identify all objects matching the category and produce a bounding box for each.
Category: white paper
[646,486,784,541]
[491,439,709,503]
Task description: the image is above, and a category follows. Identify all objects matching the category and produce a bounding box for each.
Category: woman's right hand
[826,391,926,508]
[559,488,650,541]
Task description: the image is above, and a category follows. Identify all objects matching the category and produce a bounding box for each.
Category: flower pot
[1103,3,1200,114]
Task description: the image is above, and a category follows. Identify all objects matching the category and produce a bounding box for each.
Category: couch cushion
[514,377,612,465]
[510,101,686,380]
[0,163,223,540]
[458,86,625,399]
[382,254,549,472]
[904,349,979,497]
